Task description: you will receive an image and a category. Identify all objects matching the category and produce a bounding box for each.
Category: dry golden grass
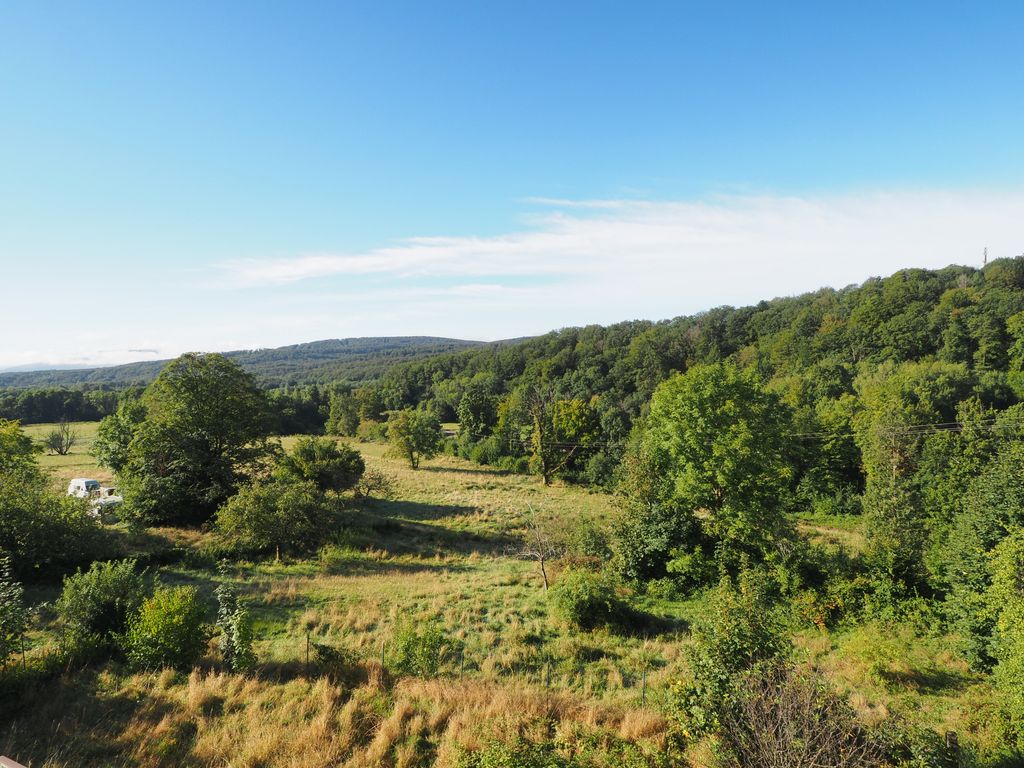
[1,665,671,768]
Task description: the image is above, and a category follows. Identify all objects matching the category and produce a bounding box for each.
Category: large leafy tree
[621,362,795,580]
[119,353,276,526]
[386,408,441,469]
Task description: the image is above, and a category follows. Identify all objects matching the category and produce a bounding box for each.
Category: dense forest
[344,258,1024,481]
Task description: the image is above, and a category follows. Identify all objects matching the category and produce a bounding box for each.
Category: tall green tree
[386,409,442,469]
[622,363,795,580]
[853,361,976,600]
[119,353,277,526]
[325,389,360,437]
[93,397,146,474]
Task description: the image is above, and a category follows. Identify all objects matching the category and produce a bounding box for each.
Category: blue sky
[2,1,1023,368]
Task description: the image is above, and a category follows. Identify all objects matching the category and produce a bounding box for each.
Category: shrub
[56,559,149,658]
[356,419,387,442]
[390,618,460,677]
[548,569,633,631]
[457,739,569,768]
[469,435,503,466]
[496,455,530,474]
[664,546,715,592]
[125,585,211,670]
[215,477,335,558]
[277,436,364,494]
[0,554,28,668]
[352,469,396,500]
[215,572,255,672]
[569,518,612,561]
[312,641,361,684]
[671,572,789,738]
[458,733,670,768]
[584,450,619,488]
[719,664,880,768]
[0,467,106,581]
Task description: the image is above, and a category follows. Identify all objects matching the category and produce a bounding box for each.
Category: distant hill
[0,337,487,388]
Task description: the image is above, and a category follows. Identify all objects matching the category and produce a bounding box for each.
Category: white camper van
[67,478,101,498]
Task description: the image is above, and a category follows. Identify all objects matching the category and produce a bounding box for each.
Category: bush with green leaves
[671,572,789,739]
[215,571,255,672]
[215,477,335,558]
[56,559,149,658]
[389,618,460,677]
[986,527,1024,749]
[124,585,211,670]
[457,733,670,768]
[312,641,361,684]
[277,436,364,494]
[0,554,28,668]
[548,569,633,631]
[0,461,106,581]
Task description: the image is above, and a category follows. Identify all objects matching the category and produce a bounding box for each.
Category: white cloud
[220,191,1024,311]
[205,189,1024,350]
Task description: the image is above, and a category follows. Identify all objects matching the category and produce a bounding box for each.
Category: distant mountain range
[0,363,96,373]
[0,337,489,388]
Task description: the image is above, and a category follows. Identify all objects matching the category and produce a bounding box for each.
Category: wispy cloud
[218,191,1024,321]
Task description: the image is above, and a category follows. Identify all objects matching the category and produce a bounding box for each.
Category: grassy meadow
[21,421,112,488]
[1,424,1010,766]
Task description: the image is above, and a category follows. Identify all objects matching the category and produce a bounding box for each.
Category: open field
[21,420,113,487]
[2,427,1012,766]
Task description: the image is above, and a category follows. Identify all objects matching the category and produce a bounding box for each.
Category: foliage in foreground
[390,617,462,678]
[56,559,149,659]
[215,570,255,673]
[0,554,27,668]
[671,573,789,738]
[0,421,105,581]
[124,585,211,670]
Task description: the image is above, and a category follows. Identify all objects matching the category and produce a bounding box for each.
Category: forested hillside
[348,258,1024,489]
[0,336,484,389]
[0,337,488,425]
